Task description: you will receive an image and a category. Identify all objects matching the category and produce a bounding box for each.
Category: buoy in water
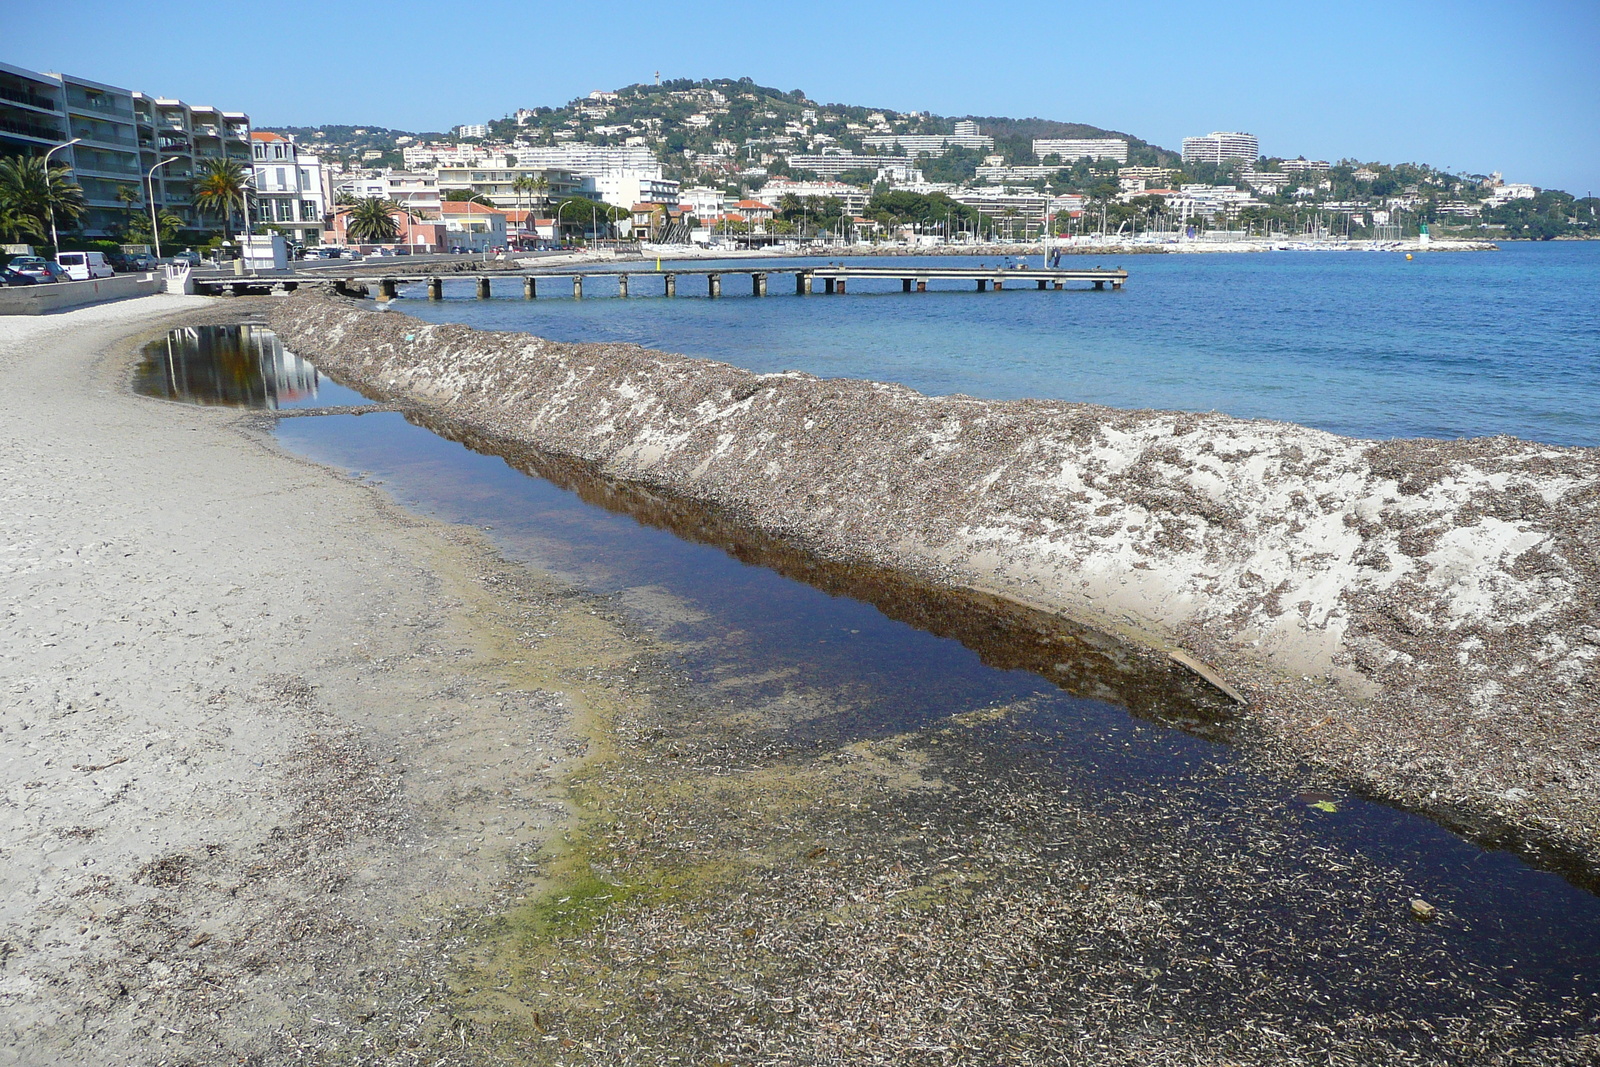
[1405,253,1414,260]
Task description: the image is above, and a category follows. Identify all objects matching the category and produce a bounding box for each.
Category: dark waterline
[397,243,1600,447]
[144,325,1600,1036]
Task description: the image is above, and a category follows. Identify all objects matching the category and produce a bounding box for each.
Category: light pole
[555,199,575,247]
[43,138,82,254]
[146,156,178,262]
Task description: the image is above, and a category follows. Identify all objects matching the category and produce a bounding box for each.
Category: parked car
[166,250,201,266]
[392,245,411,255]
[57,251,116,280]
[2,266,38,286]
[7,256,69,283]
[128,252,156,271]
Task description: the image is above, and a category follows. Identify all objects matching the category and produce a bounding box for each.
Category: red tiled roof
[440,200,506,216]
[251,131,285,142]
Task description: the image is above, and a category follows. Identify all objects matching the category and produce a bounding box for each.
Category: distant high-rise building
[1032,138,1129,164]
[1181,131,1259,164]
[456,123,489,139]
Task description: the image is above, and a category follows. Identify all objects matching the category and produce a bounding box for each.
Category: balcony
[0,114,65,142]
[66,94,135,122]
[0,83,60,112]
[74,158,142,177]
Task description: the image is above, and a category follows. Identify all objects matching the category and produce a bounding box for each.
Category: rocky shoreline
[268,292,1600,881]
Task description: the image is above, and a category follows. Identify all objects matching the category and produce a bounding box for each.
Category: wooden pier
[188,264,1129,300]
[363,264,1129,302]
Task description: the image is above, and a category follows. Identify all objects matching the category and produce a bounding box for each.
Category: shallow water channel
[138,323,1600,1054]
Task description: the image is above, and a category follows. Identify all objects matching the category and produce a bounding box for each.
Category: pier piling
[427,277,442,300]
[664,273,676,297]
[378,278,397,301]
[708,274,721,298]
[617,275,628,297]
[824,278,836,295]
[523,276,536,299]
[902,278,912,292]
[977,279,988,292]
[796,272,810,295]
[573,276,583,299]
[753,273,766,296]
[917,280,927,292]
[476,277,491,299]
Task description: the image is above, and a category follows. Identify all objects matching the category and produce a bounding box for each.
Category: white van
[56,251,115,281]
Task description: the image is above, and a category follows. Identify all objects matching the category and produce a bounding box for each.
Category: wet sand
[0,296,631,1062]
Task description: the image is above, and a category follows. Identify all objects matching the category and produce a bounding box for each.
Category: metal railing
[0,83,60,110]
[66,94,135,121]
[0,115,64,141]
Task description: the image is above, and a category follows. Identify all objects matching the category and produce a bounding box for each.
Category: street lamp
[43,137,82,254]
[465,192,493,259]
[146,156,178,262]
[555,199,575,247]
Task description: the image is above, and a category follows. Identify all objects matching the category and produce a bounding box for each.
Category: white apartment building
[585,170,680,208]
[787,151,905,178]
[511,144,656,170]
[1179,183,1263,217]
[435,165,585,210]
[952,188,1051,223]
[504,144,675,207]
[333,170,443,216]
[1181,131,1260,164]
[1240,168,1290,193]
[456,123,488,139]
[1032,138,1129,163]
[756,178,870,216]
[1485,182,1536,206]
[1118,166,1175,185]
[0,60,249,238]
[975,164,1058,183]
[250,133,326,246]
[676,185,729,218]
[1280,158,1329,174]
[402,142,503,168]
[862,119,993,156]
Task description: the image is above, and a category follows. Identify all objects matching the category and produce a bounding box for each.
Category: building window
[301,201,318,223]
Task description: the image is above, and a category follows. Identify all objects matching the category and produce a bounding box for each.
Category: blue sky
[6,0,1596,194]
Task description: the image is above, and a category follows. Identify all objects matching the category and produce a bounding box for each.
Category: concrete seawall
[0,273,164,316]
[268,293,1600,874]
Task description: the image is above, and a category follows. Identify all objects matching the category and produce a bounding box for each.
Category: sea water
[399,241,1600,447]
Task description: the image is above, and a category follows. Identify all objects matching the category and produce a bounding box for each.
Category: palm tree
[115,183,141,238]
[192,157,250,240]
[510,174,537,245]
[345,196,408,243]
[127,207,184,247]
[0,155,86,244]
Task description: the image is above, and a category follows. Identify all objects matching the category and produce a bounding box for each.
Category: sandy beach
[0,295,641,1063]
[5,292,1598,1065]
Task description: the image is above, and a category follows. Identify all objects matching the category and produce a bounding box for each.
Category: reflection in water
[412,411,1239,739]
[134,324,321,409]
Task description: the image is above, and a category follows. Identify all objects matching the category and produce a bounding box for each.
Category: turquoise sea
[398,241,1600,447]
